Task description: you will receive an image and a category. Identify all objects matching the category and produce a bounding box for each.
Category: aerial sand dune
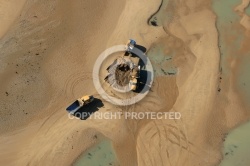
[0,0,249,166]
[0,0,27,38]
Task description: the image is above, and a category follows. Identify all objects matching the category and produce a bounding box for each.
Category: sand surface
[0,0,249,166]
[0,0,27,39]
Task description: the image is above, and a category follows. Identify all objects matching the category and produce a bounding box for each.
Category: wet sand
[0,0,250,166]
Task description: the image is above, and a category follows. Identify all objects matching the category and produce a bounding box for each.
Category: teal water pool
[212,0,250,165]
[212,0,243,74]
[245,4,250,15]
[147,43,177,77]
[237,55,250,105]
[73,139,119,166]
[212,0,250,105]
[219,121,250,166]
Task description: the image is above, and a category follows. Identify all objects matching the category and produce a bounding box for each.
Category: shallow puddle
[147,43,177,77]
[245,4,250,15]
[212,0,250,165]
[148,0,172,26]
[219,121,250,166]
[212,0,250,104]
[73,139,119,166]
[212,0,242,73]
[237,56,250,104]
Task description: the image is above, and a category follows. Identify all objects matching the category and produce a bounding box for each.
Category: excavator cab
[126,39,136,52]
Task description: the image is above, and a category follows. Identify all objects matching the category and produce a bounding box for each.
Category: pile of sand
[115,64,131,86]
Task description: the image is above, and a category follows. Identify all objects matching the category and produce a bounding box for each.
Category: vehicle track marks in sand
[37,106,66,133]
[136,115,196,166]
[62,70,115,108]
[63,72,93,99]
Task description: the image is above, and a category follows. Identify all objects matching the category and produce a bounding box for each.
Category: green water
[219,121,250,166]
[245,4,250,15]
[147,43,177,77]
[212,0,250,165]
[73,139,118,166]
[213,0,240,23]
[212,0,250,105]
[237,56,250,104]
[212,0,243,74]
[149,0,172,26]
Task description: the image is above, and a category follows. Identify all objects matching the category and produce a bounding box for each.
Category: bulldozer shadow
[74,98,104,120]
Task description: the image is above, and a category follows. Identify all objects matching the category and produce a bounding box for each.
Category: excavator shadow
[74,98,104,120]
[128,44,147,57]
[134,44,147,70]
[134,70,152,94]
[134,44,147,53]
[125,44,147,69]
